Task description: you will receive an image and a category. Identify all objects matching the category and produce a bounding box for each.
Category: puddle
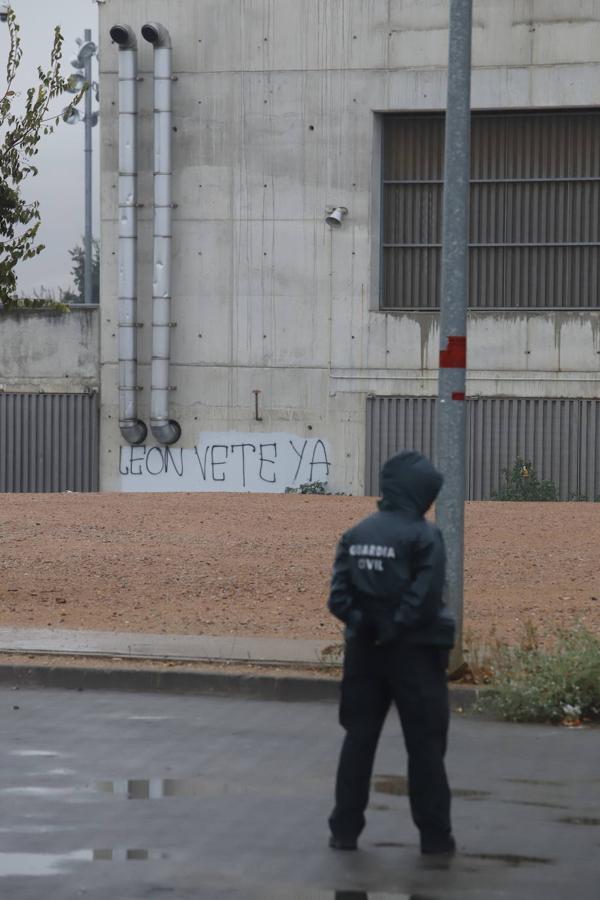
[126,716,176,722]
[0,786,82,798]
[373,775,409,795]
[0,825,76,834]
[0,825,77,835]
[10,750,63,758]
[0,848,168,876]
[333,894,435,900]
[4,777,218,802]
[373,775,489,799]
[332,893,426,899]
[262,893,434,900]
[91,849,170,861]
[0,850,92,877]
[463,852,553,867]
[558,816,600,826]
[95,777,208,799]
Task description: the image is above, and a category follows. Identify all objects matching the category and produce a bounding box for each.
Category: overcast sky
[0,0,99,298]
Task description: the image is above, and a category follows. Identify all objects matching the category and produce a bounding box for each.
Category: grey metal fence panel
[366,396,437,496]
[366,396,600,500]
[0,392,99,492]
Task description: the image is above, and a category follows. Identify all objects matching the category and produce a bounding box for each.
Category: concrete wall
[98,0,600,494]
[0,307,99,394]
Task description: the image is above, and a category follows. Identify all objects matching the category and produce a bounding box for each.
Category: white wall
[98,0,600,494]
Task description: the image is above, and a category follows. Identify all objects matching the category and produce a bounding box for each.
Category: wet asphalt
[0,686,598,899]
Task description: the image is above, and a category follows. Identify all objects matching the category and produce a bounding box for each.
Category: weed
[320,642,344,663]
[461,629,495,684]
[478,624,600,724]
[1,293,70,313]
[285,481,348,495]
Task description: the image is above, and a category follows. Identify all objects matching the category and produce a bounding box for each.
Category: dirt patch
[1,493,599,646]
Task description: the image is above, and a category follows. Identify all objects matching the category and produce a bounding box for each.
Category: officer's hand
[374,619,401,646]
[344,609,363,640]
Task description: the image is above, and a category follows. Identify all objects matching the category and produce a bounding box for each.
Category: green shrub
[0,295,70,313]
[479,625,600,723]
[491,457,558,501]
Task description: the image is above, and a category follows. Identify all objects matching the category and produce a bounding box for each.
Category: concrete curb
[0,664,338,703]
[0,663,483,709]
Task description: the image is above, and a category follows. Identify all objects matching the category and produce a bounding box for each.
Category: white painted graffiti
[119,431,332,493]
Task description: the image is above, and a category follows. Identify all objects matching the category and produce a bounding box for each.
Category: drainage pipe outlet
[142,21,181,445]
[111,23,147,446]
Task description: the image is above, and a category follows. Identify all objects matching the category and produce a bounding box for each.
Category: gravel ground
[1,493,599,647]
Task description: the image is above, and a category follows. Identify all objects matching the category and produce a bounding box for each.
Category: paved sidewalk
[0,627,483,708]
[0,627,335,666]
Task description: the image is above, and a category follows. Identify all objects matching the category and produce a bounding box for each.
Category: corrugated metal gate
[0,393,99,492]
[366,396,600,500]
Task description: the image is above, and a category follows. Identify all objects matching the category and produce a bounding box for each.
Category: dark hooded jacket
[328,450,455,647]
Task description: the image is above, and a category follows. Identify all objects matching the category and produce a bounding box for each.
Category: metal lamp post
[63,30,99,305]
[436,0,473,671]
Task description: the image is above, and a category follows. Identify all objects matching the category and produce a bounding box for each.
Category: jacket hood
[378,450,443,515]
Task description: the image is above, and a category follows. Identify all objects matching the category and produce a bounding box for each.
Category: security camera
[0,5,11,23]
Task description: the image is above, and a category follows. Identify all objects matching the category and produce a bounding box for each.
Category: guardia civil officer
[327,450,456,855]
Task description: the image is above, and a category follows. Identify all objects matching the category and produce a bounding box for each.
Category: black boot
[329,835,358,851]
[420,833,456,856]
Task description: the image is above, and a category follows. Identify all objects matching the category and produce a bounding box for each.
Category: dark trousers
[329,636,451,845]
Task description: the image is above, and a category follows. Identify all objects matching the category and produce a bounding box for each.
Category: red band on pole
[451,392,466,400]
[439,336,466,368]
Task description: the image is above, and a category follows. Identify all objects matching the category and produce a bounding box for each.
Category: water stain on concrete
[374,775,489,799]
[558,816,600,826]
[502,799,569,810]
[333,893,434,899]
[502,778,564,787]
[462,852,554,867]
[450,787,490,799]
[373,841,409,848]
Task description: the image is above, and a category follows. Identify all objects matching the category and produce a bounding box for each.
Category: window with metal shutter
[381,109,600,310]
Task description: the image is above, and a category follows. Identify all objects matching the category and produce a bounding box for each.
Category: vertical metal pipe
[435,0,473,669]
[111,23,147,446]
[84,28,93,305]
[142,22,181,446]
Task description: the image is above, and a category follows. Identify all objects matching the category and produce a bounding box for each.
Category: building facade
[98,0,600,497]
